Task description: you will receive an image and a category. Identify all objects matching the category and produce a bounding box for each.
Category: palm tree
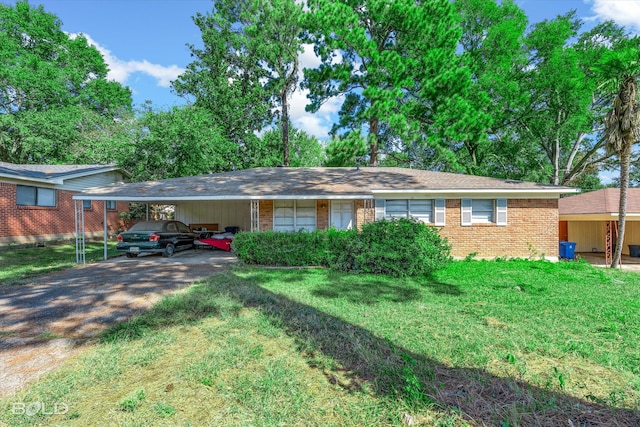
[597,37,640,267]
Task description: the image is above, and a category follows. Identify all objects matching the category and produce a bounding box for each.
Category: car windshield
[127,221,166,232]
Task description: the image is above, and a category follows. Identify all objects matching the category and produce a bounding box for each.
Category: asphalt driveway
[0,249,237,397]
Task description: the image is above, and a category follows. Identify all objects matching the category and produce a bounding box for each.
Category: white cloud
[69,33,185,88]
[590,0,640,33]
[285,43,344,139]
[289,87,342,139]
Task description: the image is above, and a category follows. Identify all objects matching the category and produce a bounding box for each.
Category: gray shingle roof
[76,167,576,201]
[0,162,119,182]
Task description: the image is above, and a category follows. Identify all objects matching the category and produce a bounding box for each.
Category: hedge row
[232,218,451,277]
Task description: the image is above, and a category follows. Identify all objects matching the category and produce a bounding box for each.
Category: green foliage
[173,0,304,166]
[232,230,328,267]
[253,126,326,167]
[451,2,635,186]
[323,131,368,167]
[119,105,238,181]
[341,218,452,277]
[304,0,479,165]
[0,1,132,164]
[233,218,451,277]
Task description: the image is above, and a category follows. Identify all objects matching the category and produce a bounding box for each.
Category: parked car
[116,220,196,258]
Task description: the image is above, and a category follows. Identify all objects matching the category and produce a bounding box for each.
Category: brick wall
[258,200,273,231]
[252,197,558,259]
[0,182,128,244]
[438,199,558,259]
[317,199,329,230]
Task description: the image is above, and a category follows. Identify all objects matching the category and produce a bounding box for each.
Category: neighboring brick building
[0,162,128,245]
[75,167,576,260]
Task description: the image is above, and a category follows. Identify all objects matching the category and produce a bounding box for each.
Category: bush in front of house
[233,218,451,276]
[330,218,452,277]
[232,230,327,266]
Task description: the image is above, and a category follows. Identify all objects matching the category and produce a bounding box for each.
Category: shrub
[333,218,452,277]
[232,230,327,266]
[232,218,451,276]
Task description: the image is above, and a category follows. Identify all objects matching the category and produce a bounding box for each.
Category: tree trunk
[612,138,632,268]
[281,89,290,167]
[369,117,379,166]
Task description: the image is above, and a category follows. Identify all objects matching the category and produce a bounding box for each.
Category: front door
[331,201,354,230]
[559,221,568,241]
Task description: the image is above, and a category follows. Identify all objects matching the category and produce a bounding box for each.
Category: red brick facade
[0,182,128,244]
[257,197,558,259]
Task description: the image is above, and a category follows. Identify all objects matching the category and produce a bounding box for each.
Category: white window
[106,200,116,210]
[374,199,445,225]
[461,198,507,226]
[83,200,92,210]
[273,200,316,232]
[16,185,57,207]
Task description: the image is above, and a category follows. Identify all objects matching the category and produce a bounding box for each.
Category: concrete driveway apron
[0,250,236,397]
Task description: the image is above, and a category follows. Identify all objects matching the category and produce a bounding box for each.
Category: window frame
[106,200,117,211]
[16,185,57,207]
[273,200,317,232]
[374,198,445,225]
[461,198,507,226]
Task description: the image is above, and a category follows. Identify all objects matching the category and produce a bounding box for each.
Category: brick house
[0,162,128,245]
[75,167,576,260]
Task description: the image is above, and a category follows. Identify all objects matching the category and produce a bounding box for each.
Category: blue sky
[11,0,640,139]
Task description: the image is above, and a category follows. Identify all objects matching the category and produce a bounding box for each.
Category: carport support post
[74,199,86,264]
[103,202,108,260]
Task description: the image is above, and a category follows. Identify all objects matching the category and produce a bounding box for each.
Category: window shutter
[374,199,386,221]
[496,198,508,226]
[461,198,472,226]
[434,199,446,226]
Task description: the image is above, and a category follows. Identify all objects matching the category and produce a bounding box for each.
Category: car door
[175,221,195,247]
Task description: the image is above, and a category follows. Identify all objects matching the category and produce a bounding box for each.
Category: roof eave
[72,194,374,201]
[372,188,577,197]
[0,173,63,185]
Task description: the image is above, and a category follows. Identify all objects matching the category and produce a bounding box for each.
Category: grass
[0,241,118,285]
[1,259,640,425]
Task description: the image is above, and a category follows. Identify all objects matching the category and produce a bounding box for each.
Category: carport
[71,168,374,263]
[72,186,256,264]
[559,188,640,264]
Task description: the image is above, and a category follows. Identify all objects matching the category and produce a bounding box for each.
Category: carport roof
[73,167,576,202]
[560,188,640,216]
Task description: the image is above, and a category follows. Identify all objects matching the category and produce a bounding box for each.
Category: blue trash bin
[559,241,576,260]
[564,242,576,260]
[565,242,576,259]
[559,241,567,259]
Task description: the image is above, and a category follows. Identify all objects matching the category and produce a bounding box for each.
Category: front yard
[2,259,639,426]
[0,241,118,285]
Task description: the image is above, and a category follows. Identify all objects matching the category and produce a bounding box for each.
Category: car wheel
[126,253,138,258]
[162,243,175,257]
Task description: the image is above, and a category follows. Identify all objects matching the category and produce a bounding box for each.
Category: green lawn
[0,241,118,285]
[2,260,640,426]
